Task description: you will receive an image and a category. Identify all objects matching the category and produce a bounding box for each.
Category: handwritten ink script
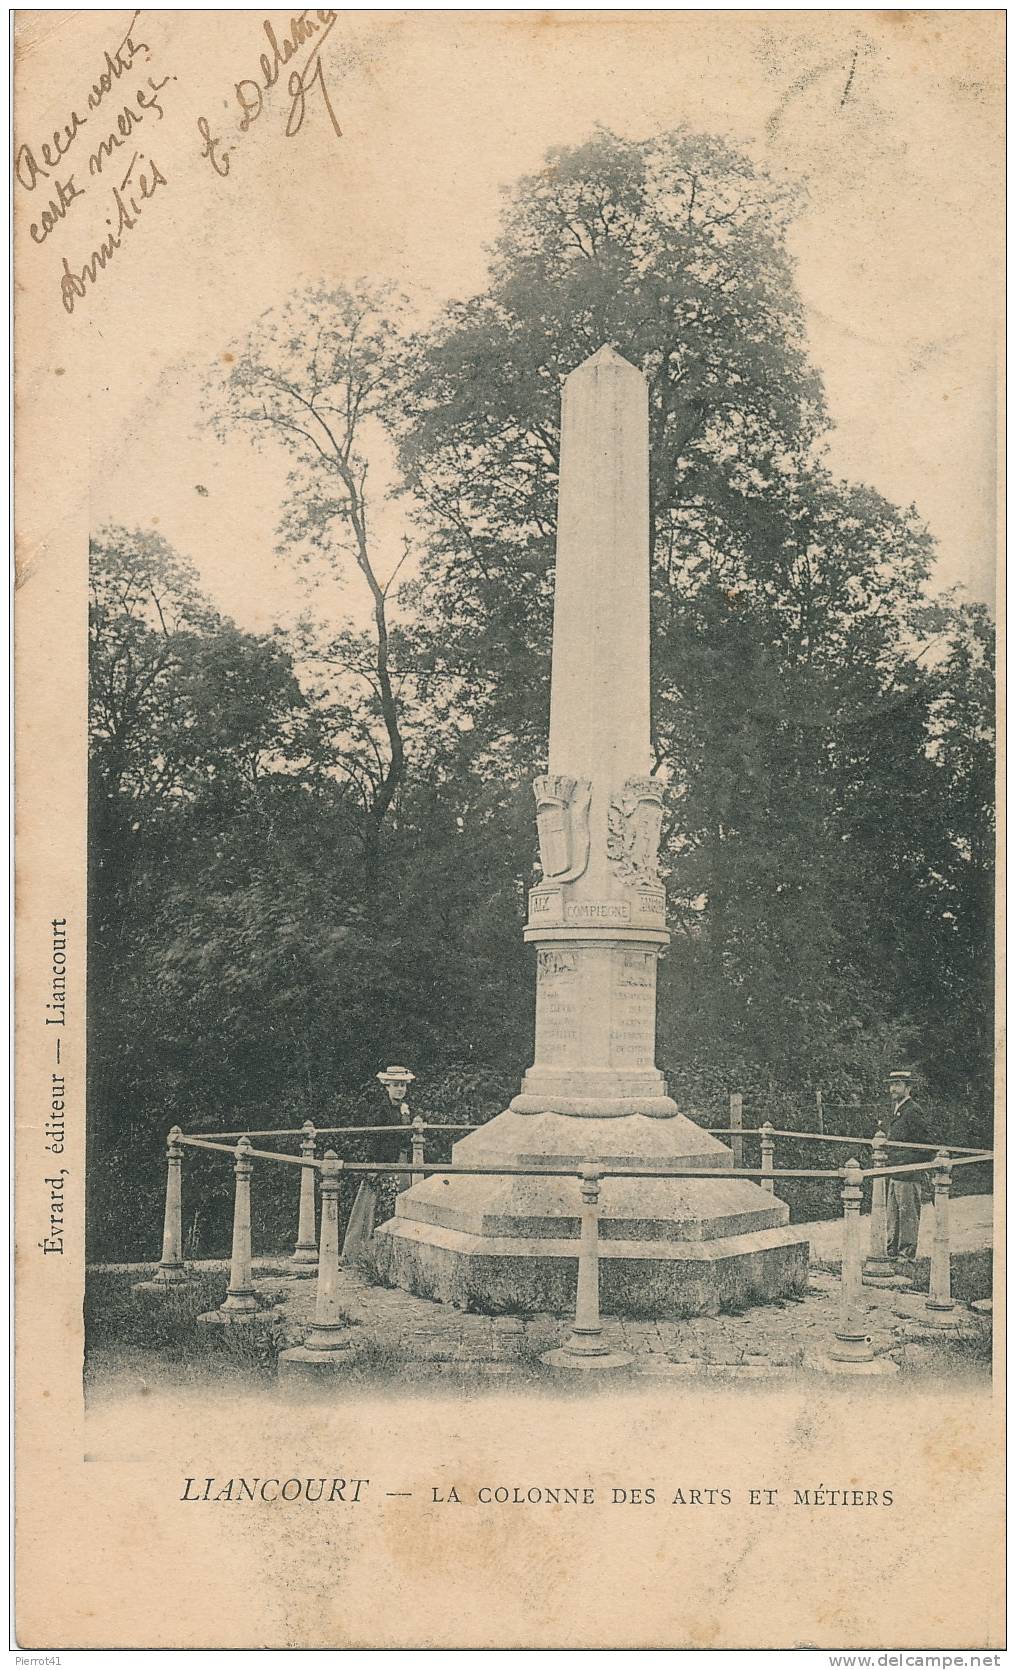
[15,11,172,316]
[15,10,343,318]
[196,8,342,178]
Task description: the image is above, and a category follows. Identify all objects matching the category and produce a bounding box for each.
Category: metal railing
[723,1086,990,1148]
[143,1091,993,1378]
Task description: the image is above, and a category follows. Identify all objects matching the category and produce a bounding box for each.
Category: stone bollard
[863,1130,901,1287]
[760,1123,775,1194]
[133,1126,194,1295]
[199,1138,261,1327]
[411,1115,426,1187]
[923,1151,961,1331]
[279,1151,357,1387]
[288,1122,319,1278]
[396,1104,412,1194]
[541,1166,633,1373]
[729,1091,743,1168]
[819,1159,897,1376]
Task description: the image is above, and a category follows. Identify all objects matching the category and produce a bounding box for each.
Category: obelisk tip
[568,344,644,381]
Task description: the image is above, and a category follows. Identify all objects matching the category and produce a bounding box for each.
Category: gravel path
[257,1257,991,1384]
[800,1193,992,1261]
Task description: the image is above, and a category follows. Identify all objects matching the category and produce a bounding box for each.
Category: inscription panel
[566,900,630,924]
[608,949,657,1069]
[631,888,666,922]
[528,886,564,925]
[535,948,582,1064]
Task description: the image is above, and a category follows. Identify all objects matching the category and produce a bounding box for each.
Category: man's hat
[888,1069,912,1083]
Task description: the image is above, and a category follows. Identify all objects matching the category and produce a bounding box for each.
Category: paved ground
[264,1273,990,1382]
[257,1253,991,1386]
[93,1196,993,1387]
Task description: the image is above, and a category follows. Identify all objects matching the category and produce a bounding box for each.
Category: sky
[79,11,1001,642]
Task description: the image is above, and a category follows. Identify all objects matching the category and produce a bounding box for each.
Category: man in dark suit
[885,1069,933,1262]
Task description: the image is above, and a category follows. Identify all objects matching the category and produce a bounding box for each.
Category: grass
[804,1247,991,1302]
[905,1247,992,1303]
[349,1239,391,1288]
[897,1316,994,1376]
[84,1263,378,1396]
[84,1267,293,1391]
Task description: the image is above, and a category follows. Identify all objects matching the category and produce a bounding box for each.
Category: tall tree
[910,603,995,1111]
[213,285,413,883]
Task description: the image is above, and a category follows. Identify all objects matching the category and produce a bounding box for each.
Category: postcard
[13,8,1003,1650]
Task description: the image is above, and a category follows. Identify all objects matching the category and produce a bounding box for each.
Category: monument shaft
[549,347,651,785]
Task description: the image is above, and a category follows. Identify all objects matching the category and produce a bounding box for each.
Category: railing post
[197,1136,261,1327]
[278,1152,357,1388]
[396,1104,412,1193]
[135,1126,194,1295]
[303,1152,351,1350]
[222,1137,258,1315]
[815,1088,825,1136]
[729,1092,743,1168]
[411,1115,426,1186]
[157,1125,187,1282]
[541,1166,632,1373]
[924,1151,960,1330]
[289,1121,318,1276]
[863,1129,897,1285]
[821,1158,897,1375]
[760,1122,775,1193]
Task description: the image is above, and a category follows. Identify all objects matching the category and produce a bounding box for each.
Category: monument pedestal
[374,1109,809,1318]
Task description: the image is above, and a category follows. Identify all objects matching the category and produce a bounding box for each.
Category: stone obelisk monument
[376,347,808,1316]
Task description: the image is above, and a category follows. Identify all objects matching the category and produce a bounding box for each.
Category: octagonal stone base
[374,1109,809,1319]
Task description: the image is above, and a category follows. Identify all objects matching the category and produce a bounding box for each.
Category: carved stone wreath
[606,775,664,890]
